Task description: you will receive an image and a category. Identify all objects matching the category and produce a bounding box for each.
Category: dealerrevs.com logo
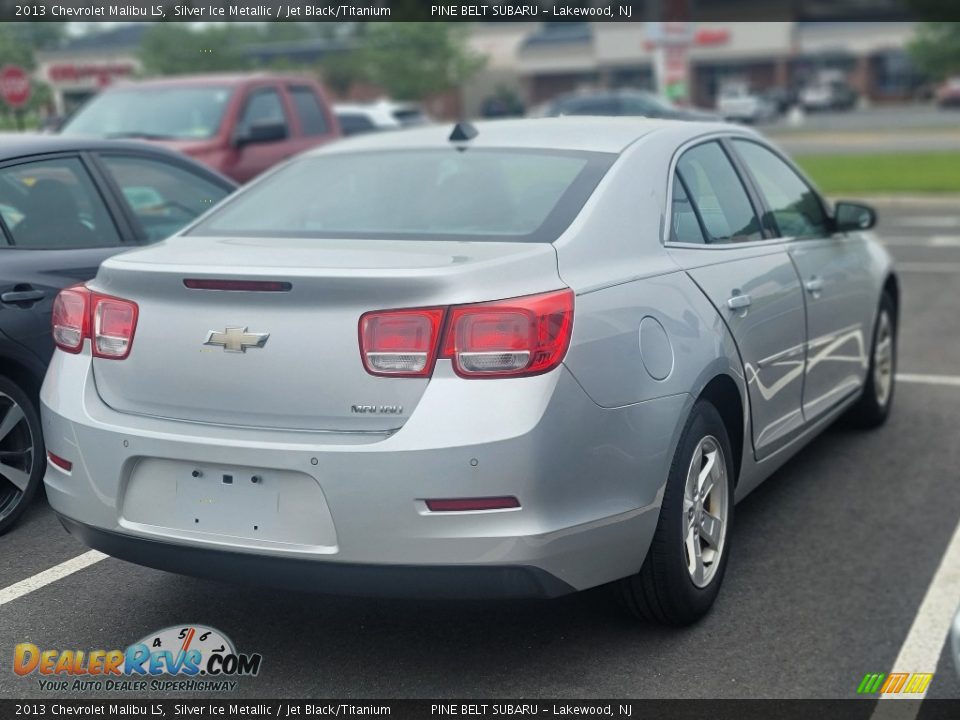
[13,624,262,692]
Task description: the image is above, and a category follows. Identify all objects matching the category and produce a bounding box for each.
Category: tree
[354,23,486,101]
[908,22,960,79]
[139,24,257,76]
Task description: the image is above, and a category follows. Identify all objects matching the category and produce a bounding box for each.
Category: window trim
[726,137,834,242]
[0,151,130,251]
[663,133,806,251]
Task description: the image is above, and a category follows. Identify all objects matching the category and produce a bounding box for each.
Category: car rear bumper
[41,350,690,595]
[57,514,575,599]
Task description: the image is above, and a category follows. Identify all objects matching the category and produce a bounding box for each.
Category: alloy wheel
[873,309,894,408]
[682,435,729,589]
[0,392,35,522]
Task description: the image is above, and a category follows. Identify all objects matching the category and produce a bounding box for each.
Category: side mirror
[234,121,287,148]
[834,201,877,232]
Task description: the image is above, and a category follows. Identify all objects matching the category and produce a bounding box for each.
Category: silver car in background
[41,118,897,625]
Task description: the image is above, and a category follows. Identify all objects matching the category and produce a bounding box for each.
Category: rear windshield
[188,148,616,243]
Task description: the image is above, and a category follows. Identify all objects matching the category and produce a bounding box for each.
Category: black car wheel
[0,375,45,534]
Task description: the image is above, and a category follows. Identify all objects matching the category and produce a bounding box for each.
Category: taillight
[359,289,574,379]
[93,296,138,359]
[441,289,574,378]
[51,287,90,354]
[51,285,138,360]
[359,308,445,377]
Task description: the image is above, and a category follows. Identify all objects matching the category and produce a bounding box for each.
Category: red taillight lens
[359,308,444,377]
[51,286,90,354]
[359,290,574,379]
[51,285,138,360]
[93,296,138,359]
[441,289,574,377]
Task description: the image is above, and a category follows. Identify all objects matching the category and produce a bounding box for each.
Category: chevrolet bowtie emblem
[204,327,270,353]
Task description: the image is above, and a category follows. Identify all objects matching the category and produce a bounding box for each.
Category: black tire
[0,375,45,535]
[845,292,897,429]
[620,400,734,625]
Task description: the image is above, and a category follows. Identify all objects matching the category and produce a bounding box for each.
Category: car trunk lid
[90,236,562,432]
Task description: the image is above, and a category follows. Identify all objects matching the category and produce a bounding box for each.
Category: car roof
[0,134,236,185]
[311,117,743,155]
[101,73,315,89]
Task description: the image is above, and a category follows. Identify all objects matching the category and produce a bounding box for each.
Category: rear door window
[288,86,330,136]
[676,141,762,243]
[732,140,828,238]
[670,175,707,244]
[98,154,232,242]
[0,157,122,249]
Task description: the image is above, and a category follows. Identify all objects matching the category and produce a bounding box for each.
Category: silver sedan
[40,118,897,625]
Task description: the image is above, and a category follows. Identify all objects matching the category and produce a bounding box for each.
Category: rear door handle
[1,289,45,304]
[726,293,752,310]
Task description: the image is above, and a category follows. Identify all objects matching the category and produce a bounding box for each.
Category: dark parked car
[0,136,236,533]
[536,90,719,122]
[60,73,340,183]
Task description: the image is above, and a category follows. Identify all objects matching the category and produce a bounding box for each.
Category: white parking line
[0,550,106,606]
[870,515,960,716]
[897,373,960,388]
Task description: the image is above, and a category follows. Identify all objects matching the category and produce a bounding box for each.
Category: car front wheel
[621,400,734,625]
[845,291,897,428]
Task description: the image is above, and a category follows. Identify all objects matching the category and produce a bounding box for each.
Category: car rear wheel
[0,376,44,535]
[620,400,734,625]
[845,292,896,429]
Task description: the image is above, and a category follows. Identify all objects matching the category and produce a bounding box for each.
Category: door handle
[1,289,45,304]
[726,293,752,310]
[805,276,824,295]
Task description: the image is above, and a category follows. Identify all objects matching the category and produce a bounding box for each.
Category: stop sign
[0,65,31,109]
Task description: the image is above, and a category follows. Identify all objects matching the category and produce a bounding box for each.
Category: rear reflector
[425,497,521,512]
[47,452,72,472]
[359,308,445,377]
[183,279,292,292]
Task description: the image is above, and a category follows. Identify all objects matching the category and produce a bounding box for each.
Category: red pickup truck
[61,73,340,183]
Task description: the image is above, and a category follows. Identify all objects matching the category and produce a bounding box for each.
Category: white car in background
[716,84,778,124]
[334,100,431,136]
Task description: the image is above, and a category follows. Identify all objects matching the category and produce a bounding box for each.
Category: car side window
[288,86,329,136]
[559,97,619,116]
[676,141,762,243]
[238,88,288,136]
[0,157,122,249]
[733,140,829,238]
[99,155,232,243]
[337,113,376,136]
[670,175,706,244]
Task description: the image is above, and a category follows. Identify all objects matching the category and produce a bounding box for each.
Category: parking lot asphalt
[1,200,958,701]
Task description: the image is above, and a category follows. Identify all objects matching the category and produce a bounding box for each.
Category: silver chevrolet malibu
[41,118,897,625]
